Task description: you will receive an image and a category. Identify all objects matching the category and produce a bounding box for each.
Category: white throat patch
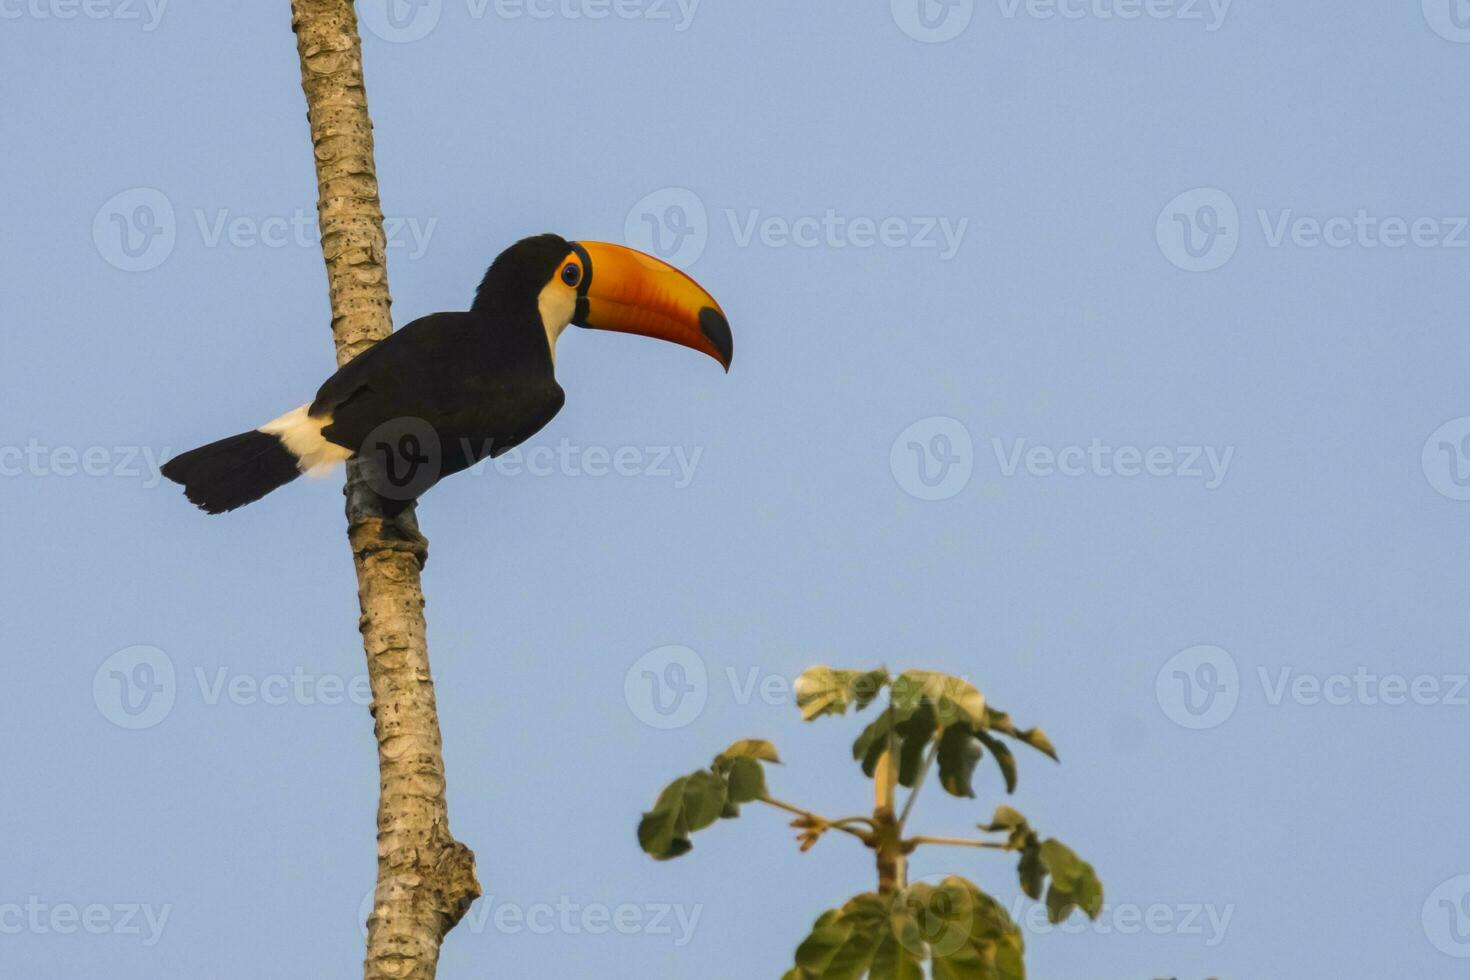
[537,280,578,363]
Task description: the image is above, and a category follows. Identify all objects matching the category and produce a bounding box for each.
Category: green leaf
[979,804,1038,857]
[793,913,850,974]
[852,714,893,777]
[785,882,1025,980]
[823,923,884,979]
[1038,839,1103,923]
[937,725,984,798]
[974,730,1017,794]
[790,897,889,979]
[636,776,689,859]
[977,808,1100,917]
[725,756,767,804]
[850,669,891,711]
[796,667,890,720]
[852,700,944,788]
[1017,845,1044,901]
[715,738,781,766]
[981,805,1029,833]
[906,878,1026,980]
[930,949,986,980]
[869,932,924,980]
[894,704,937,787]
[1015,728,1057,761]
[636,766,736,860]
[983,708,1058,762]
[893,671,986,728]
[680,769,727,833]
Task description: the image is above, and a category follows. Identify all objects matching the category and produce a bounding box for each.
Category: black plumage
[162,233,730,515]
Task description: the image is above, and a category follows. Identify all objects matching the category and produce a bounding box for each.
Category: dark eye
[561,263,581,287]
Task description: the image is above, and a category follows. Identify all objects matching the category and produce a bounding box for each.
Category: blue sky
[4,2,1470,977]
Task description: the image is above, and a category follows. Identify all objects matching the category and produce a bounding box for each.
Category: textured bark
[873,752,906,896]
[288,3,480,976]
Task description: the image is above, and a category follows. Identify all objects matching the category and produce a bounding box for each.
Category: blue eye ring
[561,263,582,287]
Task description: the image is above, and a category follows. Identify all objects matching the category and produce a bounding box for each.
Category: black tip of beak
[700,307,733,372]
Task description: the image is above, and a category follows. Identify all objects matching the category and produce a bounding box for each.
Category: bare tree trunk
[288,3,480,976]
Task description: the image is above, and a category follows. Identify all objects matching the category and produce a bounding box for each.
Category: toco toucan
[161,234,732,514]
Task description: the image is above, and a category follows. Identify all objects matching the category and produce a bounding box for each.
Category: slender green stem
[905,835,1009,850]
[758,796,874,840]
[896,740,939,832]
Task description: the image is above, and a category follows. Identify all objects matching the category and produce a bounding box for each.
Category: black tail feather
[161,430,301,514]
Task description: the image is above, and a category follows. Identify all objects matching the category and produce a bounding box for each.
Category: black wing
[311,311,565,466]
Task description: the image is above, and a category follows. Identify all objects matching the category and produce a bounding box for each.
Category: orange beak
[569,241,732,371]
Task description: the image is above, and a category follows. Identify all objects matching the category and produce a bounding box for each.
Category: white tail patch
[259,405,352,476]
